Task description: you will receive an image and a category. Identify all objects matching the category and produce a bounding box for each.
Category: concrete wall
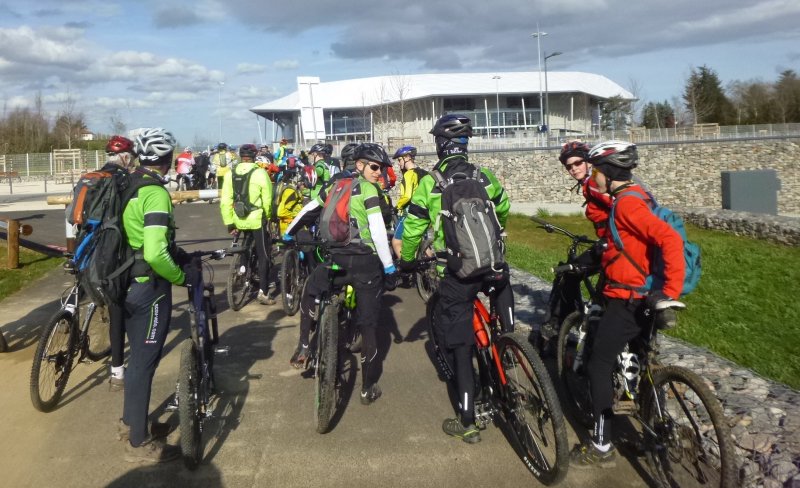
[416,138,800,215]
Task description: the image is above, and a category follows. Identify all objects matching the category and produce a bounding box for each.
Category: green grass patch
[0,243,62,302]
[505,213,800,389]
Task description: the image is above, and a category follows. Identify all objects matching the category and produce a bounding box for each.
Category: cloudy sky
[1,0,798,148]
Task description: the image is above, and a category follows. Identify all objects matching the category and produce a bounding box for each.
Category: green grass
[0,243,62,302]
[505,213,800,389]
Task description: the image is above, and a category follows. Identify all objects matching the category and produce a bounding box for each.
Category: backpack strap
[606,190,652,293]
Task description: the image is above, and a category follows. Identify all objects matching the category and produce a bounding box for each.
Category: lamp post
[492,75,501,138]
[217,81,225,141]
[530,27,547,129]
[544,51,562,134]
[382,98,390,144]
[342,115,348,141]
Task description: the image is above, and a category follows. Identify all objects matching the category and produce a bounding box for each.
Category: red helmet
[559,141,590,165]
[106,135,135,155]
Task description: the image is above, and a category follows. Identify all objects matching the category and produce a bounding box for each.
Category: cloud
[273,59,299,70]
[236,63,266,74]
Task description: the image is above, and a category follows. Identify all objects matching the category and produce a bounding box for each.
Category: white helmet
[135,128,176,164]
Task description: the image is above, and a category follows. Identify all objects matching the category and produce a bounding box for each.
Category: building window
[443,98,475,111]
[507,96,538,109]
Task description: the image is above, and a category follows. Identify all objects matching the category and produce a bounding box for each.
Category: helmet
[354,143,391,167]
[239,143,258,159]
[183,147,192,153]
[217,142,228,150]
[559,141,590,165]
[340,143,359,162]
[134,128,176,164]
[392,145,417,159]
[105,135,135,155]
[308,143,331,156]
[430,114,473,140]
[588,140,638,169]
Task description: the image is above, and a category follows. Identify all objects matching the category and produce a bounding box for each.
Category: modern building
[250,72,634,148]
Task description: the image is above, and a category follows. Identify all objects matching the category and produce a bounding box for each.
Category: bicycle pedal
[612,399,637,415]
[214,346,230,356]
[166,400,179,412]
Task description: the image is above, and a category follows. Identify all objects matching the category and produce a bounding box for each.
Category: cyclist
[308,143,339,198]
[212,142,237,190]
[121,127,191,463]
[539,141,613,353]
[274,138,290,165]
[390,145,428,260]
[340,143,359,175]
[570,140,685,468]
[193,149,211,190]
[283,142,398,405]
[175,147,195,190]
[397,114,512,444]
[220,143,277,305]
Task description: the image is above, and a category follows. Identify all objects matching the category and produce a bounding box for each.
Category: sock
[592,441,612,453]
[111,365,124,379]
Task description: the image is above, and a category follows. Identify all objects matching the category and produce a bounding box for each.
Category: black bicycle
[172,248,230,470]
[30,258,111,412]
[414,234,440,303]
[226,229,271,311]
[279,242,315,316]
[427,277,569,485]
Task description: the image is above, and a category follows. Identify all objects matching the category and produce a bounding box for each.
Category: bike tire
[30,310,76,412]
[415,238,439,304]
[178,340,202,470]
[227,248,252,311]
[643,365,738,488]
[0,329,8,352]
[425,292,455,381]
[315,299,339,434]
[556,311,594,428]
[85,304,111,361]
[497,333,569,485]
[280,248,302,316]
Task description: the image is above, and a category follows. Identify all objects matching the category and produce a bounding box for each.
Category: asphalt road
[0,202,652,488]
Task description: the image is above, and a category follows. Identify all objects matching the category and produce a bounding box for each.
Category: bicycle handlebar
[530,217,596,245]
[188,248,242,260]
[551,262,600,275]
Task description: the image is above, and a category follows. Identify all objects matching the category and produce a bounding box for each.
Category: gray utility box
[721,169,780,215]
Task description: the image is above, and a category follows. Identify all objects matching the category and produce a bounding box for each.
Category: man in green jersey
[283,143,398,405]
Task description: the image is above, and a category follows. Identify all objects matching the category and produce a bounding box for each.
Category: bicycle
[226,228,272,311]
[555,264,738,487]
[170,248,230,470]
[426,275,570,485]
[29,258,112,412]
[414,234,440,303]
[279,240,315,316]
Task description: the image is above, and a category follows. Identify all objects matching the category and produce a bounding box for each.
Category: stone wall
[416,138,800,215]
[675,207,800,247]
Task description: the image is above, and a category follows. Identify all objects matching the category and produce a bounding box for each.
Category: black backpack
[70,168,161,305]
[433,164,505,279]
[232,167,260,218]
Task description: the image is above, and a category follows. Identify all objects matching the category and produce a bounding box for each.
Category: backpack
[232,167,260,218]
[69,168,161,305]
[608,191,701,297]
[318,176,360,247]
[432,164,505,279]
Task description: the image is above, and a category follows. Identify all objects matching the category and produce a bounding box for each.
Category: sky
[1,0,798,149]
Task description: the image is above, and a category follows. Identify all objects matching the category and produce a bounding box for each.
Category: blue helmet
[392,146,417,159]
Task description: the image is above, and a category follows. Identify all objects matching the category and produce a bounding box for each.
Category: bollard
[44,175,48,193]
[7,219,19,269]
[8,177,12,195]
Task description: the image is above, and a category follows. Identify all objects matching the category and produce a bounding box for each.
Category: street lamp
[217,81,225,141]
[342,115,348,140]
[544,51,562,133]
[382,98,390,144]
[530,27,547,129]
[492,75,501,138]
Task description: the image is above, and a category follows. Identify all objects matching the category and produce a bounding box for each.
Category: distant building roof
[251,71,634,114]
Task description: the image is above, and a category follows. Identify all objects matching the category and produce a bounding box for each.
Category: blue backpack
[608,191,701,297]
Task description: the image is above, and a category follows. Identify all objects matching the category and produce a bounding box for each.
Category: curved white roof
[251,71,633,114]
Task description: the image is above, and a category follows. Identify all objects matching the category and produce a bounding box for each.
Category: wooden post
[7,219,20,269]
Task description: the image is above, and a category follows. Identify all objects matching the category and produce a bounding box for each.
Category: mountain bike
[426,275,569,485]
[414,234,440,303]
[556,266,738,487]
[171,248,230,470]
[279,242,315,316]
[29,258,112,412]
[226,229,271,311]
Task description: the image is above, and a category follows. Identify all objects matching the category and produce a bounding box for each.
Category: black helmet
[354,143,391,167]
[217,142,228,150]
[239,143,258,160]
[430,114,473,140]
[308,143,331,156]
[588,141,638,169]
[340,143,359,162]
[559,141,591,165]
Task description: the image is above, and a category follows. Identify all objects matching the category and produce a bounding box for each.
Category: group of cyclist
[94,113,686,471]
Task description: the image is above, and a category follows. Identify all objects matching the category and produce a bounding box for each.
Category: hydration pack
[232,167,260,218]
[318,176,359,247]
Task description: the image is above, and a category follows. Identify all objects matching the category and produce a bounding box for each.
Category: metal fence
[0,150,107,177]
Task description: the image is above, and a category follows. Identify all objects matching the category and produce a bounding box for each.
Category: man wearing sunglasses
[282,143,398,405]
[538,142,613,354]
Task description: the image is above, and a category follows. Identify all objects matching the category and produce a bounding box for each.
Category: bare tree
[626,77,645,126]
[390,72,414,140]
[53,92,86,149]
[109,110,126,135]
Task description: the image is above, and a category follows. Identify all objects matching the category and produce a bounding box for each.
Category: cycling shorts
[394,216,406,240]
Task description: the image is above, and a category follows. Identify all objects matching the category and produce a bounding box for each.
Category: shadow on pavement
[104,459,223,488]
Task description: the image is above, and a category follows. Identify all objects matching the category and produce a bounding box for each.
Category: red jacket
[601,186,685,300]
[582,177,612,238]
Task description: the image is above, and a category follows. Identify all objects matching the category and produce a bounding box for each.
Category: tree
[641,100,675,129]
[682,65,735,125]
[600,95,632,131]
[52,94,86,149]
[775,70,800,123]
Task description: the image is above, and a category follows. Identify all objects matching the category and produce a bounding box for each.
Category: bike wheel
[85,304,111,361]
[556,311,594,428]
[0,330,8,352]
[497,333,569,485]
[643,365,738,488]
[280,248,302,316]
[227,249,252,311]
[30,310,76,412]
[425,292,454,380]
[178,340,202,470]
[315,300,339,434]
[415,238,439,303]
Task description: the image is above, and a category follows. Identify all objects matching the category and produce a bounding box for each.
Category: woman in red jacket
[570,141,685,469]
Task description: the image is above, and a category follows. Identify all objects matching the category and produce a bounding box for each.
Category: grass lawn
[0,243,62,302]
[505,212,800,389]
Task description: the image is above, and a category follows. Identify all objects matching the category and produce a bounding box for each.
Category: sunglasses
[367,163,382,171]
[564,160,585,170]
